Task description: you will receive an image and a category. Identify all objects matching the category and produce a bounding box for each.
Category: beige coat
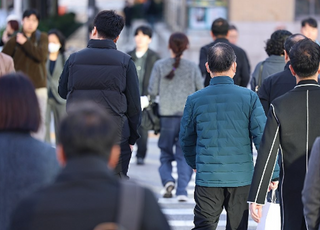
[0,52,15,76]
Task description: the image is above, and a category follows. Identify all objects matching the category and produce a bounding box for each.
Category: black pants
[193,185,250,230]
[114,119,132,178]
[136,125,148,159]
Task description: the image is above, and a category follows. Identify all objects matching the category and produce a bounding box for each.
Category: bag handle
[271,189,277,203]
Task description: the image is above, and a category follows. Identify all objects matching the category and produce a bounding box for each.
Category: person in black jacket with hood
[58,10,141,178]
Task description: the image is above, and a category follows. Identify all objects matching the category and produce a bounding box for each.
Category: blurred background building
[0,0,319,71]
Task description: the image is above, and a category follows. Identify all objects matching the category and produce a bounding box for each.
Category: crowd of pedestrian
[1,5,320,230]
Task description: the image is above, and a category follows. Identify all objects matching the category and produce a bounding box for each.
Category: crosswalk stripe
[168,220,258,227]
[162,209,230,215]
[158,198,195,204]
[162,209,193,215]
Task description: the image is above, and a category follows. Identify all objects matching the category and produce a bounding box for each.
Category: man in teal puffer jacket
[180,42,271,230]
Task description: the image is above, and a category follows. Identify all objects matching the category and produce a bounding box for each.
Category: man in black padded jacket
[58,10,141,178]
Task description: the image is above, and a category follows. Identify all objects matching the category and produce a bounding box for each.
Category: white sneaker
[177,195,188,202]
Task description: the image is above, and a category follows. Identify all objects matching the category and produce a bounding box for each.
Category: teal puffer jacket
[180,76,267,187]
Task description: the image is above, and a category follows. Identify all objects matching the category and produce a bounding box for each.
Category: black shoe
[137,157,144,165]
[163,182,175,198]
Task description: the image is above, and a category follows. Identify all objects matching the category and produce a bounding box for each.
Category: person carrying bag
[256,189,281,230]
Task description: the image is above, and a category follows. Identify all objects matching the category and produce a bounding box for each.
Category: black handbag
[141,102,160,134]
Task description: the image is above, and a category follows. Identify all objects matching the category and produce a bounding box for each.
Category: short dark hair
[93,10,124,39]
[289,38,320,78]
[58,102,119,160]
[0,73,40,132]
[229,24,237,31]
[301,17,318,28]
[207,42,236,73]
[22,9,40,21]
[48,29,66,54]
[265,30,292,56]
[211,18,229,37]
[134,25,153,38]
[284,33,307,54]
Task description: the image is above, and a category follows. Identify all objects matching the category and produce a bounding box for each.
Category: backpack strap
[117,181,144,230]
[34,30,41,47]
[255,61,265,93]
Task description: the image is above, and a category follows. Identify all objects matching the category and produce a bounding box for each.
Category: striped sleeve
[248,104,280,205]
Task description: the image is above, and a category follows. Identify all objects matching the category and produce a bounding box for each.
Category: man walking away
[248,38,320,230]
[58,10,141,178]
[258,33,306,115]
[180,42,266,230]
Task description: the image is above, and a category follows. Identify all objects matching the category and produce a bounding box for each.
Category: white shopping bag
[256,190,281,230]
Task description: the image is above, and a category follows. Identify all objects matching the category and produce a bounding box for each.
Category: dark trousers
[193,185,250,230]
[136,125,148,159]
[114,119,132,178]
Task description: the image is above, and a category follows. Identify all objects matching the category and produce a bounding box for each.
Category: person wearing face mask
[45,29,66,144]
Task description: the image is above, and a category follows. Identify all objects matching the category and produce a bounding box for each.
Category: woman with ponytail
[148,32,203,202]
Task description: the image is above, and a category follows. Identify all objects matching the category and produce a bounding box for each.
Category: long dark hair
[165,32,189,79]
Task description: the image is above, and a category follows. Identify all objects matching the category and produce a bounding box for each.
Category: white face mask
[48,43,61,53]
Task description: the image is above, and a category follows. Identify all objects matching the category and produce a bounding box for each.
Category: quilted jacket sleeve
[179,96,197,169]
[249,93,266,151]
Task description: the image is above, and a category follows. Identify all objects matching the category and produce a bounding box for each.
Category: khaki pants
[32,87,48,141]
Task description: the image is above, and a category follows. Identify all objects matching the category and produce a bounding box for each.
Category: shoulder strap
[34,30,41,47]
[117,181,144,230]
[255,61,265,92]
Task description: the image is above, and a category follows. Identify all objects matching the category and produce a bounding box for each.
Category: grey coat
[251,55,285,91]
[148,58,203,116]
[47,53,66,104]
[0,131,60,230]
[302,137,320,230]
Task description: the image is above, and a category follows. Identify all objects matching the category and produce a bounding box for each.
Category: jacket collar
[209,76,234,85]
[46,53,63,77]
[214,37,229,44]
[284,61,290,70]
[131,48,149,60]
[295,79,320,88]
[87,39,117,50]
[56,155,116,182]
[265,55,285,63]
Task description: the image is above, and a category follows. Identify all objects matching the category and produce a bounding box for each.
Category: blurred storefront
[163,0,320,31]
[160,0,320,72]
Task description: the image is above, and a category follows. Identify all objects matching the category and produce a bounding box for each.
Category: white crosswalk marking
[129,136,260,230]
[158,162,258,230]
